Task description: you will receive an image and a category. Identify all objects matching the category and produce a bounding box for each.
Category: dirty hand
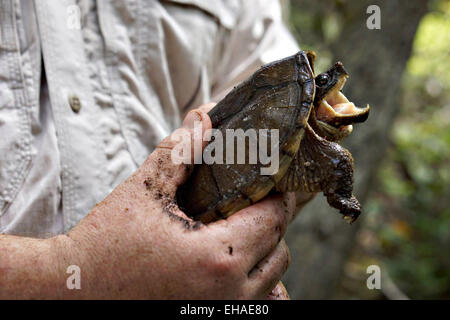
[56,103,296,299]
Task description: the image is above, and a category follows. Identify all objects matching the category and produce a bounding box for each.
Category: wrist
[46,232,99,299]
[45,234,80,298]
[56,209,132,298]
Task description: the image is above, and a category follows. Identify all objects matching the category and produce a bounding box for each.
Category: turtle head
[311,62,370,141]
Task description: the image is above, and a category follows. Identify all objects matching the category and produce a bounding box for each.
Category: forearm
[0,234,74,299]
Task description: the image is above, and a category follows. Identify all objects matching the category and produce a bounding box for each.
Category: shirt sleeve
[210,0,300,101]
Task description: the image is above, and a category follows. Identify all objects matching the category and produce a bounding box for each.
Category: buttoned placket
[35,0,109,231]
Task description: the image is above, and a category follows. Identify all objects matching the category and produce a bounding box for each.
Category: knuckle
[285,248,291,270]
[206,254,238,278]
[273,212,288,238]
[280,242,291,271]
[264,199,288,229]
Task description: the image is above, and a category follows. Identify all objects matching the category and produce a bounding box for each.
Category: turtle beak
[316,75,370,128]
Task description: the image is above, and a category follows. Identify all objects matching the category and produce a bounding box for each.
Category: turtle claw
[342,212,360,224]
[338,195,361,224]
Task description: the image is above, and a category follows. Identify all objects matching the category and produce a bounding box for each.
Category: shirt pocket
[162,0,238,29]
[0,82,32,217]
[155,0,239,113]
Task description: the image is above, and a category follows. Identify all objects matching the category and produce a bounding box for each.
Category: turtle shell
[176,51,315,223]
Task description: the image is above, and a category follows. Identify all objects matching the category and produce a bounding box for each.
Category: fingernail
[182,110,202,129]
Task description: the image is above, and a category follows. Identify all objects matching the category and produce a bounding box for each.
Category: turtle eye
[317,73,330,86]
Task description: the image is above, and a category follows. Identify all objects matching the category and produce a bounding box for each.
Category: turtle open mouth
[315,74,370,129]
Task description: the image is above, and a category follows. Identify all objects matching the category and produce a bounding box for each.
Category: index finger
[211,192,296,272]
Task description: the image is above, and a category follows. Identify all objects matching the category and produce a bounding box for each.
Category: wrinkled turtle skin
[176,51,370,224]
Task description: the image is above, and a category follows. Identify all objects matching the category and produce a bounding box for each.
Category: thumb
[139,107,213,199]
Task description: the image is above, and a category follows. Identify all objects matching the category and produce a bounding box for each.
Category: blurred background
[281,0,449,299]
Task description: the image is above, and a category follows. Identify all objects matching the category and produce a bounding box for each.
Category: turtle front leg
[275,124,361,223]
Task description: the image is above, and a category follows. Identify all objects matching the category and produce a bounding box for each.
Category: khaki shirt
[0,0,298,237]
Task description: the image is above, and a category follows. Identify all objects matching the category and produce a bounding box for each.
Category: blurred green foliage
[289,0,449,299]
[367,0,450,299]
[408,0,450,84]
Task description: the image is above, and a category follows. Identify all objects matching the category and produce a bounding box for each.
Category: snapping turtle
[176,51,370,224]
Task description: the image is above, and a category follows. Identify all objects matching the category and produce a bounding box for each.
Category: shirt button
[69,95,81,113]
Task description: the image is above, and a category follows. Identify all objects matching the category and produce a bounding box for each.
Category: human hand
[56,103,296,299]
